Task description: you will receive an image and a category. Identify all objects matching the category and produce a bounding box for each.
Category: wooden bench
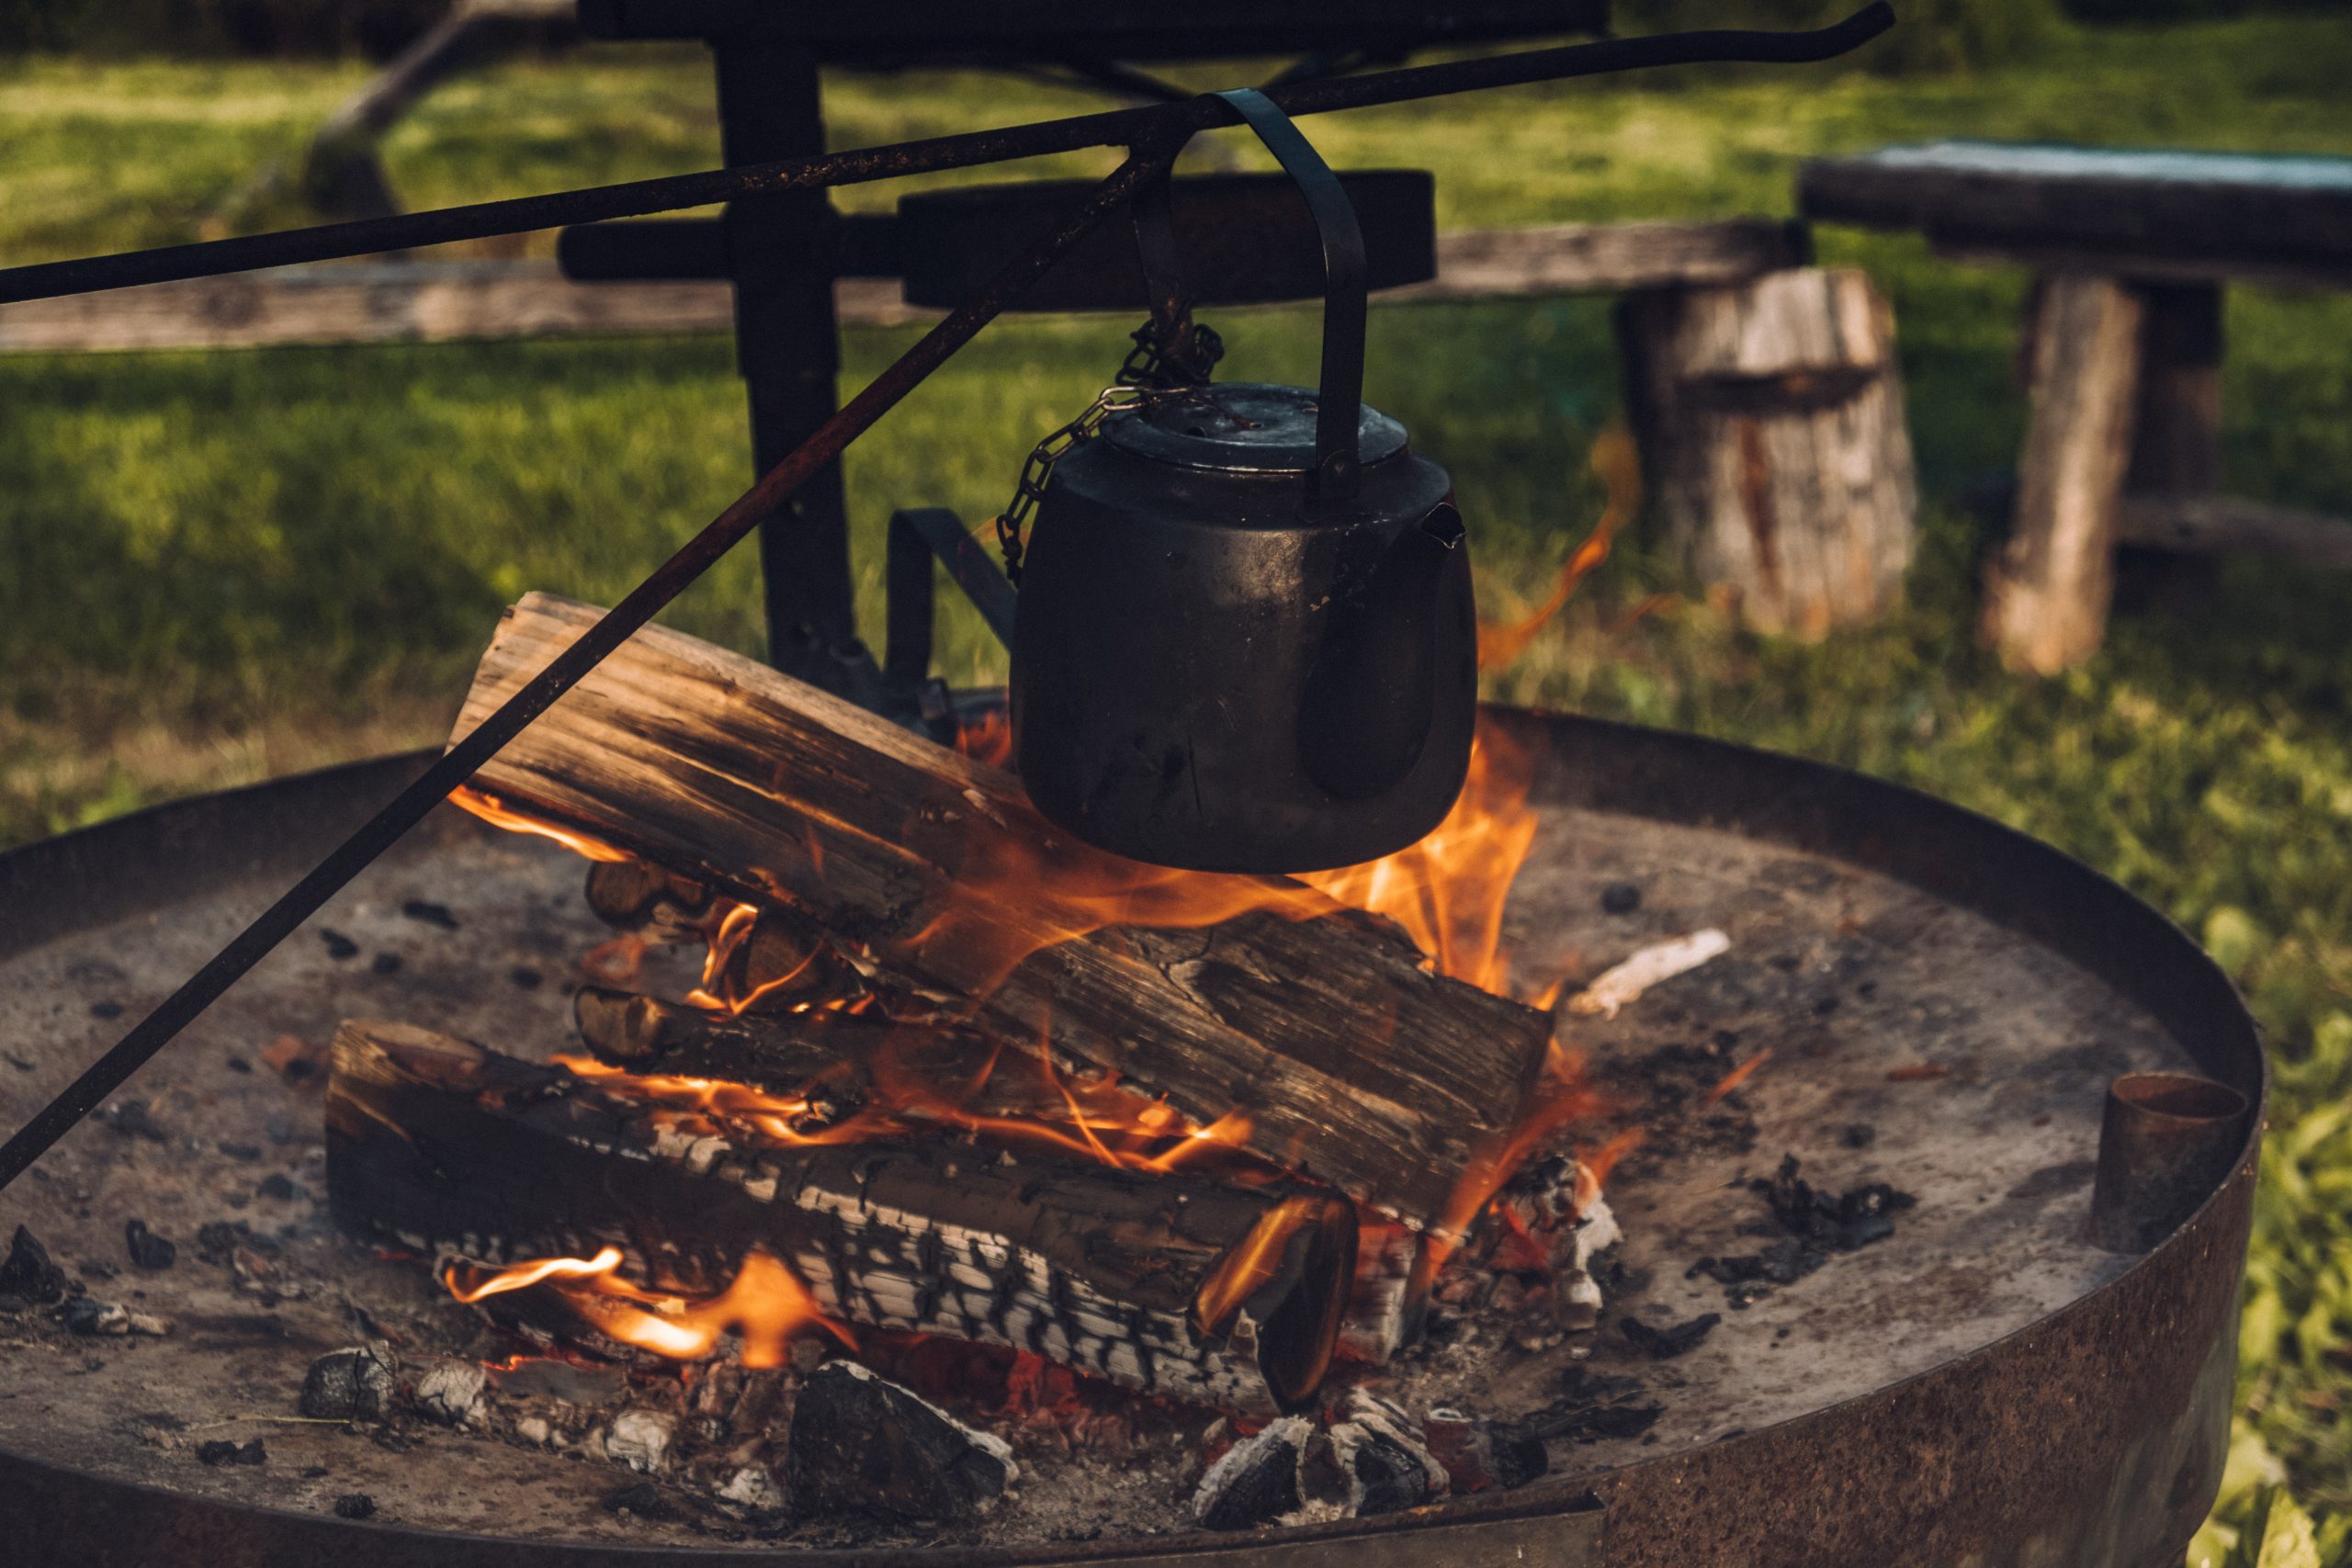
[1802,140,2352,671]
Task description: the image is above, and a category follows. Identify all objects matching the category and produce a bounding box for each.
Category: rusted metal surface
[0,706,2259,1565]
[2091,1072,2251,1254]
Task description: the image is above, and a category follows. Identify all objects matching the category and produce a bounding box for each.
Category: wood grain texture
[1980,273,2146,674]
[455,593,1551,1233]
[1801,141,2352,282]
[1617,266,1917,638]
[327,1020,1353,1410]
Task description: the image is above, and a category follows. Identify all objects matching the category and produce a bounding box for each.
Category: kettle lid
[1104,382,1408,476]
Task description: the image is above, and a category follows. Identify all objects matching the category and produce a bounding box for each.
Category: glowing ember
[443,1247,852,1368]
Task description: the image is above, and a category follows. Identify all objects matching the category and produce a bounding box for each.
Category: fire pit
[0,702,2257,1566]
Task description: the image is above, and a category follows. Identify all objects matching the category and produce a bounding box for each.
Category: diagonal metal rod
[0,148,1176,1194]
[0,5,1891,306]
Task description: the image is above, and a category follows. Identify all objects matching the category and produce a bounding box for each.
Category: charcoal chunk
[1326,1393,1447,1517]
[319,929,360,960]
[124,1219,176,1271]
[99,1098,169,1142]
[334,1494,377,1519]
[786,1362,1015,1523]
[0,1225,66,1303]
[300,1346,400,1422]
[1192,1416,1309,1531]
[1600,883,1643,914]
[603,1482,682,1521]
[1621,1312,1720,1359]
[198,1438,266,1467]
[400,900,460,931]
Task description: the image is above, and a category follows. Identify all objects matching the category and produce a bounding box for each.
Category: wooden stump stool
[1617,266,1918,638]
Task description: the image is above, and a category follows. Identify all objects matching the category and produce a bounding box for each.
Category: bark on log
[1980,273,2146,673]
[327,1020,1355,1412]
[1617,266,1917,638]
[454,592,1551,1235]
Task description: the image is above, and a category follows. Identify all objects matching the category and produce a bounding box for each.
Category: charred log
[583,859,712,944]
[454,592,1551,1234]
[326,1020,1355,1413]
[571,987,1167,1134]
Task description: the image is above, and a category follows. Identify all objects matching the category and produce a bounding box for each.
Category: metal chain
[993,383,1188,582]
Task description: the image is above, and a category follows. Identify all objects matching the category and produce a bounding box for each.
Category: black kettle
[1008,90,1476,874]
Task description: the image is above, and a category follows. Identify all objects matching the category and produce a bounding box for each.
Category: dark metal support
[713,45,874,696]
[0,6,1893,307]
[0,149,1173,1196]
[887,506,1019,676]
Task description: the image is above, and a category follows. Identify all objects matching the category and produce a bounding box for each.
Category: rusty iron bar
[0,5,1892,306]
[0,147,1178,1194]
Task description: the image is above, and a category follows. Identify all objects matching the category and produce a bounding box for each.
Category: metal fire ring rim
[0,704,2266,1566]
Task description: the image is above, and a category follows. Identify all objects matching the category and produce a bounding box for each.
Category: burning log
[571,987,1216,1145]
[582,859,713,944]
[453,592,1553,1235]
[326,1020,1356,1413]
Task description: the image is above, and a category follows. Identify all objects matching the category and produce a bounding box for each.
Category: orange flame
[450,785,633,863]
[1190,1194,1327,1338]
[1300,721,1544,998]
[444,1247,852,1367]
[952,707,1015,768]
[548,1038,1269,1184]
[1476,422,1642,671]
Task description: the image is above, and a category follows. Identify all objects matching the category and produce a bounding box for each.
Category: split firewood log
[452,592,1553,1235]
[327,1020,1356,1413]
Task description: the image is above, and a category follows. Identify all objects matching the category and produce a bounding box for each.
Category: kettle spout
[1296,502,1471,803]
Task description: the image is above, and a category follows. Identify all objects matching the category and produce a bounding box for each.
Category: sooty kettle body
[1009,381,1476,874]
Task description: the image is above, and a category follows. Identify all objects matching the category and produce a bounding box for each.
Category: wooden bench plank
[1801,141,2352,286]
[2118,495,2352,571]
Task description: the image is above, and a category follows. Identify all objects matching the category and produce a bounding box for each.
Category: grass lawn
[3,14,2351,1559]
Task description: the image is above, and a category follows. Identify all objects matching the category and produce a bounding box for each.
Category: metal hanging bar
[0,6,1891,306]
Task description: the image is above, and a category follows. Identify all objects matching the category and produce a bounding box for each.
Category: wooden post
[1617,266,1917,638]
[1981,273,2147,673]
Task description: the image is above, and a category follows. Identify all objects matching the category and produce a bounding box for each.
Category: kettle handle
[1205,89,1370,507]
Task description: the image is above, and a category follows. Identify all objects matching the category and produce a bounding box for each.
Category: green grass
[4,16,2352,1559]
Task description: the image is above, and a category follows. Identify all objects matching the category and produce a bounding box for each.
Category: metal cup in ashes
[2088,1071,2251,1254]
